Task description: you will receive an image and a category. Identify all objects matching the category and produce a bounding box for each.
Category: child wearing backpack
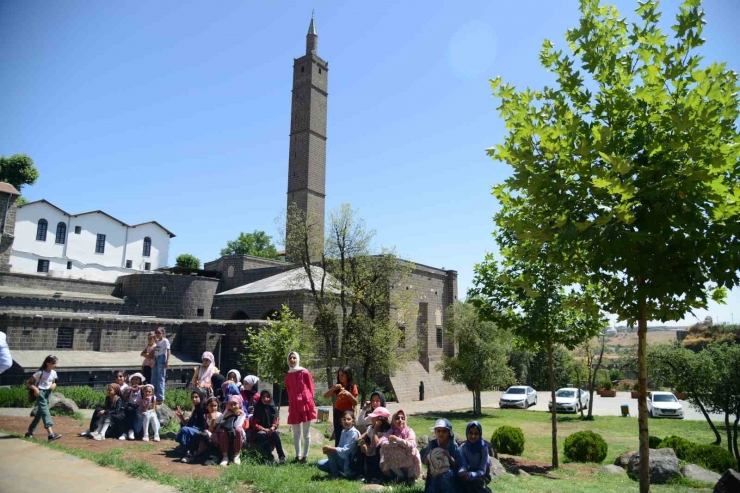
[25,355,62,441]
[213,394,246,467]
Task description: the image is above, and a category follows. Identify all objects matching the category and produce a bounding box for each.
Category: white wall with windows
[9,200,175,283]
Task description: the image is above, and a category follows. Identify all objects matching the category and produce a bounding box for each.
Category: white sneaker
[220,460,229,467]
[233,456,241,465]
[181,455,193,464]
[153,435,160,442]
[142,436,149,442]
[93,434,104,441]
[79,430,90,437]
[127,430,134,440]
[118,434,127,441]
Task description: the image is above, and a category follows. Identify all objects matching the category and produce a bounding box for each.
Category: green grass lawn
[405,408,717,466]
[3,408,719,492]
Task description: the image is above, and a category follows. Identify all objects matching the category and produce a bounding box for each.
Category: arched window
[36,219,48,241]
[230,310,249,320]
[55,222,66,244]
[143,237,151,257]
[227,266,234,278]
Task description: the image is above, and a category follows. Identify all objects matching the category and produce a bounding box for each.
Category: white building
[9,200,175,282]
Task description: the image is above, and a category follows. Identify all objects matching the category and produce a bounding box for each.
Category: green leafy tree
[220,230,280,259]
[649,343,721,445]
[0,154,39,191]
[576,335,607,419]
[528,346,578,392]
[175,254,201,269]
[244,305,315,409]
[703,343,740,465]
[471,253,606,468]
[485,1,740,489]
[437,301,516,415]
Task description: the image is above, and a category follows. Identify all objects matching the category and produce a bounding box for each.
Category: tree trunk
[587,336,604,420]
[547,339,559,469]
[472,390,481,416]
[726,412,733,455]
[689,390,722,446]
[733,408,739,467]
[637,291,650,493]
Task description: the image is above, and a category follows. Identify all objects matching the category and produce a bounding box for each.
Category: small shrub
[491,426,525,456]
[0,386,33,408]
[690,445,736,474]
[314,392,333,407]
[648,435,663,449]
[602,381,613,391]
[164,389,193,411]
[657,435,695,459]
[564,430,608,463]
[56,387,105,409]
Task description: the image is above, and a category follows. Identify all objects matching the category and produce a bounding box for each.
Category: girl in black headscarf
[175,388,207,463]
[249,390,286,463]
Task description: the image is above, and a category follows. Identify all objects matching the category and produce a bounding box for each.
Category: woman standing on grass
[323,365,359,447]
[25,355,62,441]
[285,351,316,463]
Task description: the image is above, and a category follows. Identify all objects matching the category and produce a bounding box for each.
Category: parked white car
[499,386,537,409]
[548,388,590,413]
[647,391,684,419]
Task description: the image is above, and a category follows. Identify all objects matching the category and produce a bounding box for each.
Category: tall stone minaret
[286,13,328,261]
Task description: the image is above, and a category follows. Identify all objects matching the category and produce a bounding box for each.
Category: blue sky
[2,0,739,326]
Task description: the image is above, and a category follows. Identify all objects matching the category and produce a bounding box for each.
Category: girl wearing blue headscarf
[458,421,493,493]
[421,418,461,492]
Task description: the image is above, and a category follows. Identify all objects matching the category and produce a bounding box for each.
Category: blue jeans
[152,354,167,403]
[317,453,345,477]
[176,426,202,452]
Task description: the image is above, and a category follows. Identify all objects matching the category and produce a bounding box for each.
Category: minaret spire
[306,11,318,54]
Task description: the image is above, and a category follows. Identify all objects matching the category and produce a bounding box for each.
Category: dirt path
[0,415,224,480]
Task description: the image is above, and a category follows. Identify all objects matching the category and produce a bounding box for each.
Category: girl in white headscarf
[284,351,317,462]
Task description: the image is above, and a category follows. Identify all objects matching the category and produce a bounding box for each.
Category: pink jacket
[285,368,317,424]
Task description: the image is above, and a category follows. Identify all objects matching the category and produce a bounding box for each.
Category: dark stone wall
[0,314,269,384]
[390,264,458,371]
[212,293,306,321]
[0,272,117,296]
[204,255,293,294]
[0,296,125,314]
[120,273,218,319]
[0,191,18,272]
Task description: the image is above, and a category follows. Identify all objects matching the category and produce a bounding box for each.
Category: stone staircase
[389,361,467,403]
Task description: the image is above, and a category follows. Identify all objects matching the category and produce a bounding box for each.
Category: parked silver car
[499,386,537,409]
[548,388,590,413]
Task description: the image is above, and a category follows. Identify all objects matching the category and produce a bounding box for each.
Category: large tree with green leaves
[0,154,39,192]
[486,0,740,488]
[220,230,280,259]
[437,301,516,416]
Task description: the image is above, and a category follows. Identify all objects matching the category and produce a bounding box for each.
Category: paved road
[0,433,177,493]
[382,390,724,422]
[0,389,721,424]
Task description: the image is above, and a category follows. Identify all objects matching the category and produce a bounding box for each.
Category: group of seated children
[78,370,161,442]
[317,391,494,493]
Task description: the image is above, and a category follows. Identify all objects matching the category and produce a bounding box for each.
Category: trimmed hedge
[0,386,194,411]
[658,435,736,474]
[648,435,663,449]
[491,425,525,456]
[564,430,608,463]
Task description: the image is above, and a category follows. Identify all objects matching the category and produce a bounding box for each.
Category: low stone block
[600,465,626,474]
[614,451,635,468]
[627,448,680,484]
[681,464,721,484]
[713,469,740,493]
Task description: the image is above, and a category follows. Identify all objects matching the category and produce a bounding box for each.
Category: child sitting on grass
[123,372,145,440]
[138,384,160,442]
[91,383,127,441]
[249,390,286,463]
[378,409,421,485]
[214,395,246,467]
[421,418,461,493]
[358,406,391,483]
[458,421,492,493]
[318,410,360,478]
[176,388,207,463]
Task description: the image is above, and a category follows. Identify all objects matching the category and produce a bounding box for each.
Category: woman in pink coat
[284,351,316,462]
